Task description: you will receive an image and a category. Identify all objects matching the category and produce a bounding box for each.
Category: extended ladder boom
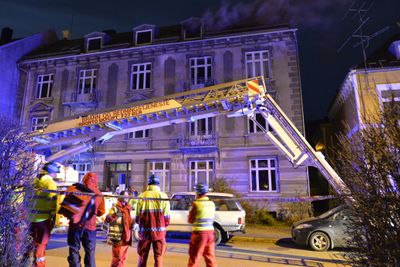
[31,77,350,199]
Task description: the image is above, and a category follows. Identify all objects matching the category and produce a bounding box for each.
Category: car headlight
[294,223,312,230]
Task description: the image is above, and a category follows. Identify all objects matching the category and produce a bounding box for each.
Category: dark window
[87,38,101,51]
[136,31,152,44]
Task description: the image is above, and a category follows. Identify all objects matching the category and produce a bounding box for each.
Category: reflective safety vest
[192,196,215,231]
[29,174,57,223]
[107,206,123,245]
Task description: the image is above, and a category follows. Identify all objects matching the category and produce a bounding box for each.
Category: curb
[231,235,280,243]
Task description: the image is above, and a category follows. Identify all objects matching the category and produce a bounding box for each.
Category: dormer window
[136,30,152,45]
[86,37,102,51]
[181,18,203,40]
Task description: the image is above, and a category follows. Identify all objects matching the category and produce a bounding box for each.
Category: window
[106,162,131,192]
[31,116,48,131]
[72,162,92,182]
[249,158,278,192]
[190,117,213,136]
[190,56,212,85]
[127,130,150,139]
[130,63,151,90]
[78,69,97,94]
[189,160,214,189]
[136,30,152,45]
[245,51,271,79]
[147,161,170,192]
[36,74,54,99]
[248,112,272,133]
[87,37,102,51]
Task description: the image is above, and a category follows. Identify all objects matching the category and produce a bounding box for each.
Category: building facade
[0,28,56,118]
[18,20,308,210]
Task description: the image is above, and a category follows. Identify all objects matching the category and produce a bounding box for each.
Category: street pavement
[45,226,349,267]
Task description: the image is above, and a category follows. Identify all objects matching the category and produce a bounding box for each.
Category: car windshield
[316,206,344,219]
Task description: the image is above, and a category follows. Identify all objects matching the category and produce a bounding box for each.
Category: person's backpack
[58,183,96,224]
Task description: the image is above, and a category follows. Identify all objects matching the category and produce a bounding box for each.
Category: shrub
[278,201,313,225]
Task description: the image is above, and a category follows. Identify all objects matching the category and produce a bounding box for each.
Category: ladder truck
[30,77,350,198]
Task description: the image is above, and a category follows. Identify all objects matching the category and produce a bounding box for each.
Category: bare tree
[0,116,37,266]
[334,101,400,266]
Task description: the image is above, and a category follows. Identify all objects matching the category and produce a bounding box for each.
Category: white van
[169,192,246,245]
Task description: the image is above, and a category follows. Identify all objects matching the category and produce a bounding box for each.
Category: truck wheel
[309,231,330,251]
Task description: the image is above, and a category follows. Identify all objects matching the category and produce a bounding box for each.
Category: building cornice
[18,28,297,70]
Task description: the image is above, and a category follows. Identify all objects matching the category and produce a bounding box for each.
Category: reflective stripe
[30,210,53,214]
[139,227,166,232]
[36,257,45,262]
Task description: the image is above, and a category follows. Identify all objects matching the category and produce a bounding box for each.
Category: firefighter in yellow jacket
[27,162,59,267]
[187,184,217,267]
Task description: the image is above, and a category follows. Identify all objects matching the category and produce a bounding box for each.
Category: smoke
[202,0,350,31]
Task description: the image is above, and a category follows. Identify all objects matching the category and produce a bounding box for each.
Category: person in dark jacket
[105,190,134,267]
[67,172,105,267]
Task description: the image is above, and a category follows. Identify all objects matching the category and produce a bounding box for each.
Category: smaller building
[328,34,400,138]
[0,27,57,119]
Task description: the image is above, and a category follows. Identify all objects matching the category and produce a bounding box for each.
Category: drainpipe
[17,63,29,127]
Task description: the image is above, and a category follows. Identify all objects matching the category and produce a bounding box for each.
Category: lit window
[31,116,48,131]
[245,51,271,79]
[87,37,102,51]
[72,162,92,182]
[189,160,214,189]
[136,30,152,45]
[106,162,131,192]
[78,69,97,94]
[248,112,272,133]
[36,74,54,99]
[147,161,170,192]
[190,56,212,85]
[249,158,278,192]
[130,63,151,90]
[127,130,150,139]
[190,117,213,136]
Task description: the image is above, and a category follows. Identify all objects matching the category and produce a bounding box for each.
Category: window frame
[147,160,170,192]
[72,162,92,182]
[249,157,279,192]
[31,116,49,131]
[127,129,150,139]
[190,56,212,85]
[245,50,271,79]
[86,36,103,51]
[135,29,153,45]
[78,69,97,95]
[248,112,270,134]
[189,117,214,136]
[130,62,152,90]
[189,159,214,190]
[35,74,54,99]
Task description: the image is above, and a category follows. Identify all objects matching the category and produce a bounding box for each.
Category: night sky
[1,0,399,121]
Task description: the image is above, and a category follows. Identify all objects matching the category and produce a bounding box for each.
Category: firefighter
[187,184,217,267]
[66,172,105,267]
[105,190,134,267]
[136,174,170,267]
[27,162,59,267]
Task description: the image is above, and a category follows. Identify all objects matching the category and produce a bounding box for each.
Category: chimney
[62,29,72,40]
[1,27,13,44]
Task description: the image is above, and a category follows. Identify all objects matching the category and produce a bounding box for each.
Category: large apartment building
[18,19,308,210]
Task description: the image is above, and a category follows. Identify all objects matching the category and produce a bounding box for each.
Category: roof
[355,34,400,69]
[23,23,291,60]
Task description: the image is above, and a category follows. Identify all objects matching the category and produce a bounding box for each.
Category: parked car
[168,192,246,245]
[291,205,352,251]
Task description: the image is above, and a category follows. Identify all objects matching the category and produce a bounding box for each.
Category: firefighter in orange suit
[187,184,217,267]
[136,174,170,267]
[27,162,59,267]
